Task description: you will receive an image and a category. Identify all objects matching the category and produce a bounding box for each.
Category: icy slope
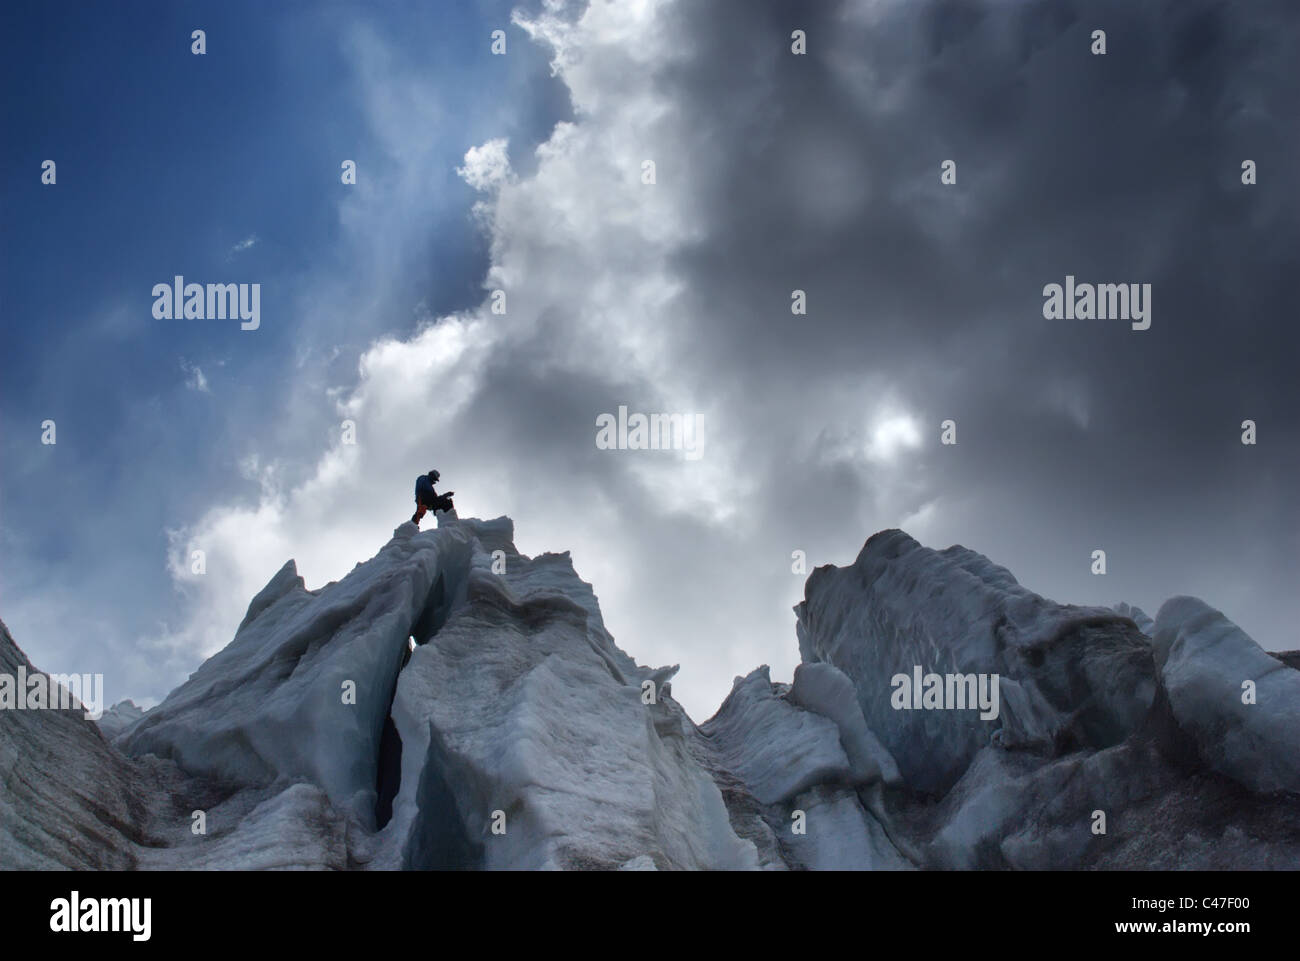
[696,666,912,870]
[792,532,1300,869]
[24,516,775,869]
[0,619,362,870]
[374,520,757,870]
[1153,596,1300,794]
[3,519,1297,870]
[0,620,146,869]
[119,523,477,823]
[97,699,146,740]
[795,529,1156,795]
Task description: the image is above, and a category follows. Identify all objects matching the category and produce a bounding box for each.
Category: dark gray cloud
[597,0,1300,654]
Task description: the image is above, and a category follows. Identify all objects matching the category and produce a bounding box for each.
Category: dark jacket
[415,474,438,506]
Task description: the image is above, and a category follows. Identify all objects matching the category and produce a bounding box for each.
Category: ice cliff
[2,520,1297,869]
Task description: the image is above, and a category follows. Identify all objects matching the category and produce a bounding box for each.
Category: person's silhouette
[412,470,453,526]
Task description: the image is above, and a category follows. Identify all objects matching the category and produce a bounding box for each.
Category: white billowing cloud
[457,138,514,191]
[230,235,258,255]
[154,0,930,720]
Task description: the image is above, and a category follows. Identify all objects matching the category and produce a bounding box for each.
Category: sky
[2,0,1297,724]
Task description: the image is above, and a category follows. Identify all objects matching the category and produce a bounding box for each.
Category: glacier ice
[1153,596,1300,795]
[371,522,757,870]
[795,529,1156,795]
[2,518,1298,870]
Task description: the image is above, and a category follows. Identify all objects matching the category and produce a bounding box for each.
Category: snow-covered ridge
[2,519,1297,870]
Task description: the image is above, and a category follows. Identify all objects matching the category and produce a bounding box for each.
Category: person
[411,469,454,526]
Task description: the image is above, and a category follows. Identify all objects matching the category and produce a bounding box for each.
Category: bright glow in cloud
[865,411,922,463]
